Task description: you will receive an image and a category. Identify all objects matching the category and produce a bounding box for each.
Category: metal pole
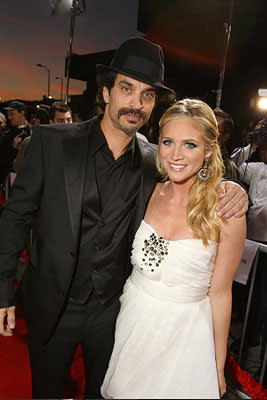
[65,1,77,104]
[238,250,260,365]
[48,68,51,97]
[56,77,64,100]
[237,243,267,366]
[36,64,51,98]
[216,0,234,109]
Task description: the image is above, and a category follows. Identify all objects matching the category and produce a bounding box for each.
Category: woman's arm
[209,215,246,397]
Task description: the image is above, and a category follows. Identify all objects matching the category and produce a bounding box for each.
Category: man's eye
[144,92,156,99]
[122,87,130,93]
[185,142,197,149]
[162,139,172,146]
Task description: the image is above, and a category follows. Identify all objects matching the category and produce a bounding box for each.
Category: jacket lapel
[62,120,94,243]
[132,140,158,235]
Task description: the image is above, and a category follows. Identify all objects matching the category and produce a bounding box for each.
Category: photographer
[232,120,267,374]
[231,119,266,166]
[213,108,239,179]
[232,119,267,240]
[0,101,31,185]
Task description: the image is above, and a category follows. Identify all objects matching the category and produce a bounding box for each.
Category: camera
[248,121,267,146]
[14,124,31,141]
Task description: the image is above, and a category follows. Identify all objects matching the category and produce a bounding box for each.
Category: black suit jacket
[0,118,157,343]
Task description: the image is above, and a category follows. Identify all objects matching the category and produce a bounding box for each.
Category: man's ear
[102,86,110,104]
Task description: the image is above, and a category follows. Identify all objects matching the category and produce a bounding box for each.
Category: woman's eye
[162,139,172,146]
[185,142,196,149]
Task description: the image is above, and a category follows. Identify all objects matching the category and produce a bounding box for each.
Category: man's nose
[130,91,144,109]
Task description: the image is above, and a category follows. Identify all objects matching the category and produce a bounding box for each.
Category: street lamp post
[50,0,86,104]
[36,63,51,98]
[215,0,234,109]
[55,77,64,100]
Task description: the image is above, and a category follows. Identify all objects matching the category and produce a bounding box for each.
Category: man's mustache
[118,108,146,120]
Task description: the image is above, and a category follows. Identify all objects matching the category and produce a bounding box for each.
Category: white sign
[234,239,260,285]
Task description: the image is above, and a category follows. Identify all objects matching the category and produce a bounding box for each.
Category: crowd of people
[0,36,265,399]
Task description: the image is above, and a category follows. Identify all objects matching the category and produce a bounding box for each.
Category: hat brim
[4,106,15,111]
[4,106,25,112]
[96,64,174,95]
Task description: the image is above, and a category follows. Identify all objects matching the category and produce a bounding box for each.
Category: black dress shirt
[69,117,142,303]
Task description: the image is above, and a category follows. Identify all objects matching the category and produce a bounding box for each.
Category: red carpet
[0,302,85,398]
[0,281,266,398]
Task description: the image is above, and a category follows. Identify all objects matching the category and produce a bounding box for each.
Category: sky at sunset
[0,0,141,101]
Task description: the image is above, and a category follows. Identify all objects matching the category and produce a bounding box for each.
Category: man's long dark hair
[96,70,118,111]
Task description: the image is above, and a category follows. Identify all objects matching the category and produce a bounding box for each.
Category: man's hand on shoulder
[216,181,248,218]
[0,306,16,336]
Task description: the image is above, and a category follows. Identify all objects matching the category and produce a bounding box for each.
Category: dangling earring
[197,158,211,181]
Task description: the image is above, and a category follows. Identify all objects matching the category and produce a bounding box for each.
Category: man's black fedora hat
[96,37,173,94]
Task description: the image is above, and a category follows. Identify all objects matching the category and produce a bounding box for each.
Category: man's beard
[117,108,147,136]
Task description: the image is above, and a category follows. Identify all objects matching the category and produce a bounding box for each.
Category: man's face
[215,115,230,147]
[0,117,6,131]
[7,109,25,127]
[103,73,156,135]
[50,111,72,124]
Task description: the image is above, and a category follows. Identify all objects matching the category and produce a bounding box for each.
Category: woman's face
[159,117,212,184]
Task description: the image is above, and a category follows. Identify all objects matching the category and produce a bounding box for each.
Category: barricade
[237,242,267,385]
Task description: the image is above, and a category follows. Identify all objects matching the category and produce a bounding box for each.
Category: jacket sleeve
[0,126,44,308]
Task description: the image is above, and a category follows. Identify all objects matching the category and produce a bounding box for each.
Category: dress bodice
[129,220,217,303]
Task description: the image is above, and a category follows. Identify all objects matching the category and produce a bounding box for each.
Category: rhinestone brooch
[140,232,169,272]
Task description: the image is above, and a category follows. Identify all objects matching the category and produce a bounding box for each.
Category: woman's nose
[171,146,183,160]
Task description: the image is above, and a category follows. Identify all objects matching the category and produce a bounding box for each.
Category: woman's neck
[163,177,196,206]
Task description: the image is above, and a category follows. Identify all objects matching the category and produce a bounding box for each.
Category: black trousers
[28,291,121,398]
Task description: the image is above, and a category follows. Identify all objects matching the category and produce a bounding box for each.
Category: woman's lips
[169,163,186,171]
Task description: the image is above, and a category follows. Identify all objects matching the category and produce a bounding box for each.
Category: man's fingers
[217,192,248,218]
[7,307,16,330]
[216,181,248,218]
[0,307,16,336]
[233,199,249,218]
[0,309,6,335]
[216,188,240,212]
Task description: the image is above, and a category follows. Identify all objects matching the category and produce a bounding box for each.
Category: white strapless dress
[101,220,220,399]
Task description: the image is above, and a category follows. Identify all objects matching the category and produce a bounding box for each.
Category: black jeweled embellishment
[139,232,169,272]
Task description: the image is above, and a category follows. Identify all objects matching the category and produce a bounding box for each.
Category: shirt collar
[89,115,137,167]
[87,115,107,158]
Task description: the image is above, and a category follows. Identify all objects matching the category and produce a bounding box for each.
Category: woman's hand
[217,369,227,398]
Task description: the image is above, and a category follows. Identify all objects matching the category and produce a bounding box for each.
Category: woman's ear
[205,145,215,160]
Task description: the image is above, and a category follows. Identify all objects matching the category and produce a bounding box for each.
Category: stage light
[49,0,73,16]
[258,89,267,97]
[258,97,267,110]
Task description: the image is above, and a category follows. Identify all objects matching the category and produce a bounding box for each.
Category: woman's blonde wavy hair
[156,98,224,246]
